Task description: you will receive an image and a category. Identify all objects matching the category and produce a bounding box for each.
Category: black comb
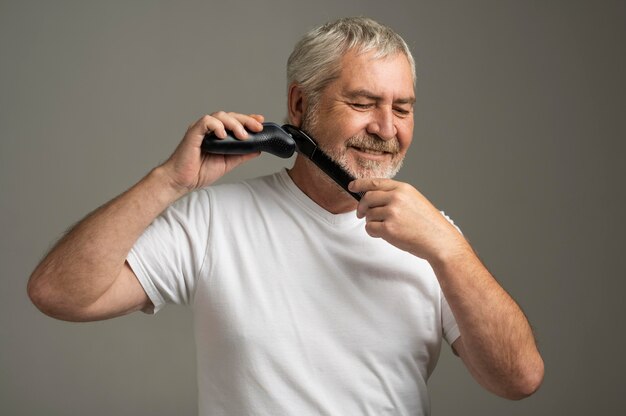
[201,122,363,200]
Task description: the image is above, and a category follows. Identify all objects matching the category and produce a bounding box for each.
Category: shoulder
[207,171,286,202]
[152,173,283,226]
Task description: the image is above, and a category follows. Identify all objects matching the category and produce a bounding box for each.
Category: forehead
[333,50,415,100]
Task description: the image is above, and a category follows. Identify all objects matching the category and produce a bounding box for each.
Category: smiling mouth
[351,146,390,156]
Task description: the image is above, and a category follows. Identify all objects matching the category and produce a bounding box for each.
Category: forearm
[431,246,544,399]
[28,167,184,313]
[349,178,544,398]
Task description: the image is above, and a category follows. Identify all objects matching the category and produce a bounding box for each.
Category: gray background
[2,0,624,414]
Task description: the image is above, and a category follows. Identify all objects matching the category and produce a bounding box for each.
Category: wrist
[427,240,475,273]
[146,166,191,204]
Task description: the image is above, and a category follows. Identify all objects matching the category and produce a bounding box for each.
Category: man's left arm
[349,178,544,400]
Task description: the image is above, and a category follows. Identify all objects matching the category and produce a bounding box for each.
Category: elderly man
[28,17,543,415]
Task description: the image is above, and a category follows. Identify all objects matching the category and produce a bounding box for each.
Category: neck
[287,156,358,214]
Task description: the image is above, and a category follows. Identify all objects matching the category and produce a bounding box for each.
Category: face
[302,50,415,179]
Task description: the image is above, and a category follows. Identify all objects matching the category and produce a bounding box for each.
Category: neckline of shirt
[277,169,362,227]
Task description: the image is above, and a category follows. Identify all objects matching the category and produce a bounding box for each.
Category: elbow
[505,356,545,400]
[28,270,105,322]
[27,270,71,320]
[27,271,55,317]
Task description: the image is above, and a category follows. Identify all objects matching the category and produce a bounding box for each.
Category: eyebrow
[343,89,416,105]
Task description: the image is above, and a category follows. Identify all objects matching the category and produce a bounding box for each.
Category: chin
[344,156,404,179]
[317,141,404,179]
[343,164,402,180]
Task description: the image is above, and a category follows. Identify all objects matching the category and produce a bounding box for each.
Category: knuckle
[393,184,404,194]
[364,222,377,237]
[398,182,412,194]
[391,193,403,205]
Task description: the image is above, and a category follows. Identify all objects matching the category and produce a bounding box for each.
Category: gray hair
[287,17,416,113]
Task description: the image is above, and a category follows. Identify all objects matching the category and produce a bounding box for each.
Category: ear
[288,83,305,127]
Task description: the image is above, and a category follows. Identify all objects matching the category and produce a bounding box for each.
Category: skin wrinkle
[291,51,415,189]
[287,49,543,398]
[26,18,544,402]
[301,106,404,180]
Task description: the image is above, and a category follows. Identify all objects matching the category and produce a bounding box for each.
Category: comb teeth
[202,122,362,200]
[282,124,362,201]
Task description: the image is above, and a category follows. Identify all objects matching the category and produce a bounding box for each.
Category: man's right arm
[27,112,264,321]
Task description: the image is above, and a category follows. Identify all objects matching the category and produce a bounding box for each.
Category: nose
[366,106,397,141]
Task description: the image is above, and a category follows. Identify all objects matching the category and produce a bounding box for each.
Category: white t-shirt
[128,169,460,416]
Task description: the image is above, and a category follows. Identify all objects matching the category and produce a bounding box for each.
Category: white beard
[301,108,405,179]
[324,143,404,179]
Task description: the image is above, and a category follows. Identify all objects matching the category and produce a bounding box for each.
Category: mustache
[345,133,400,154]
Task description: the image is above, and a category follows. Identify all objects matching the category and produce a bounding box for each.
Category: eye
[393,107,412,117]
[350,103,374,110]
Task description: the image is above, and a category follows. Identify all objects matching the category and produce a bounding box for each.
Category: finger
[249,114,265,124]
[356,190,391,218]
[227,112,265,134]
[364,221,385,239]
[243,114,264,132]
[364,206,389,222]
[187,114,227,141]
[349,178,398,193]
[208,111,251,140]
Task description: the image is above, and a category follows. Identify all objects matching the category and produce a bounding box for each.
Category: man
[28,17,544,415]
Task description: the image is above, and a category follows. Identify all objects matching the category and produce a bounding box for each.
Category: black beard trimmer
[201,122,364,200]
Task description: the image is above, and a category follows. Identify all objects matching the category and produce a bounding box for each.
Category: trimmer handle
[201,122,296,159]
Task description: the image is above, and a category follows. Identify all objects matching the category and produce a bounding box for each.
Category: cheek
[336,116,365,137]
[397,122,414,150]
[309,122,348,152]
[399,135,412,152]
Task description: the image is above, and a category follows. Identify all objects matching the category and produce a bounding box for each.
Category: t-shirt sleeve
[441,293,460,345]
[127,188,212,314]
[439,210,462,345]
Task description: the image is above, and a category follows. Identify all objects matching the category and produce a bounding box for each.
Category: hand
[349,178,469,263]
[351,179,545,399]
[160,111,265,195]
